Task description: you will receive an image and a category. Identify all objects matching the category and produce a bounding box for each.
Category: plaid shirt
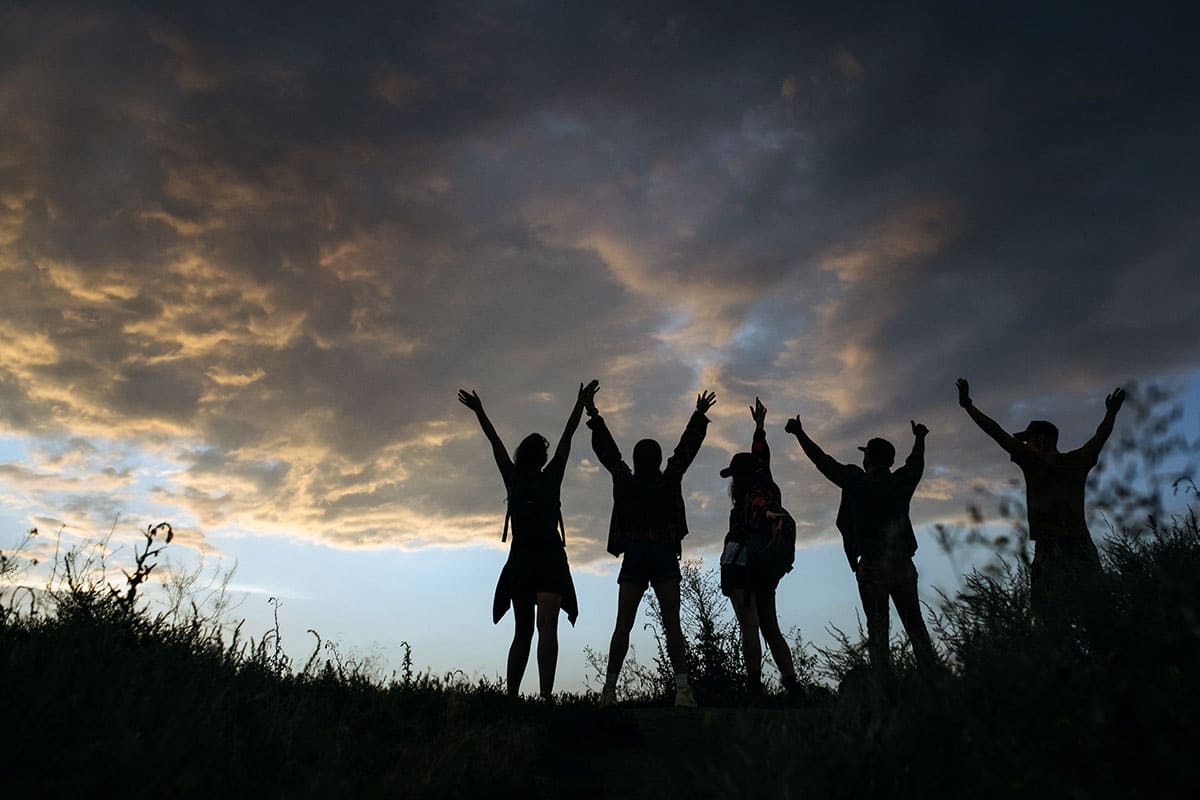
[588,410,709,557]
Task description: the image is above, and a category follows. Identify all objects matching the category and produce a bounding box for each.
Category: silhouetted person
[956,379,1126,617]
[719,397,800,700]
[458,380,599,699]
[786,416,938,672]
[589,388,716,708]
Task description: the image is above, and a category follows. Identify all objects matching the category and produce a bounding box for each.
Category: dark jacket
[587,410,709,557]
[798,434,924,569]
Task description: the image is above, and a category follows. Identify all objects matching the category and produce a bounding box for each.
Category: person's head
[720,452,758,500]
[858,437,896,470]
[514,433,550,471]
[632,438,663,476]
[1015,420,1059,453]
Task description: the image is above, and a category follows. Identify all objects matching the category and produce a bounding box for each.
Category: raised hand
[956,378,972,408]
[784,415,804,436]
[578,379,600,409]
[1105,387,1126,414]
[696,390,717,414]
[750,397,767,426]
[911,420,929,438]
[457,389,483,413]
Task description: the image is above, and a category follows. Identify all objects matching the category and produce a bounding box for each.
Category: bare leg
[607,582,644,677]
[508,598,535,697]
[652,579,688,675]
[756,592,796,680]
[535,592,562,698]
[727,588,763,678]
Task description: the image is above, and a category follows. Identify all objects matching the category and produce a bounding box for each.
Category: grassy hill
[2,512,1199,799]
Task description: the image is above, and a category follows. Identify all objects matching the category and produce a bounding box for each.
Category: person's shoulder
[839,464,867,484]
[1009,445,1041,468]
[1060,448,1098,469]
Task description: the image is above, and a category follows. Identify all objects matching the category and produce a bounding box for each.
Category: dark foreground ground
[3,516,1199,798]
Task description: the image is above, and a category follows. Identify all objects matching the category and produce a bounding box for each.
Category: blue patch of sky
[0,435,28,463]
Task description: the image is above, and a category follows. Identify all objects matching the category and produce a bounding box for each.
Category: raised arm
[898,420,928,486]
[1075,387,1125,465]
[750,396,770,469]
[550,380,599,469]
[458,389,512,474]
[585,392,631,478]
[956,378,1022,457]
[664,390,716,478]
[785,416,855,488]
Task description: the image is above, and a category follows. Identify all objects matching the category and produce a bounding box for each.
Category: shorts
[617,540,681,590]
[719,563,785,597]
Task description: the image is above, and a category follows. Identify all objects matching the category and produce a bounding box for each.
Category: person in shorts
[587,387,716,707]
[458,380,598,699]
[719,397,800,699]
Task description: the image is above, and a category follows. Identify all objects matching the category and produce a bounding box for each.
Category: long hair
[729,474,753,507]
[513,433,549,472]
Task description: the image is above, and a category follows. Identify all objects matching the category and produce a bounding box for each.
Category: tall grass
[3,509,1199,798]
[685,510,1200,800]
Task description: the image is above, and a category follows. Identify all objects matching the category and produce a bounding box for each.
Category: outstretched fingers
[457,389,482,411]
[750,396,767,422]
[578,379,600,407]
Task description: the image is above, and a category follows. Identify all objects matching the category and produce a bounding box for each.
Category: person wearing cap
[955,378,1126,615]
[587,387,717,708]
[785,415,938,672]
[719,397,800,700]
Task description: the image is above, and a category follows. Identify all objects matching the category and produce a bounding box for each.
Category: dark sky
[1,1,1198,556]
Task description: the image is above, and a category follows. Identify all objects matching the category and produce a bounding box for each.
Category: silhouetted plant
[586,559,825,704]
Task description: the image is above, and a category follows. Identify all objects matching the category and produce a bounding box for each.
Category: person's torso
[614,472,684,543]
[505,469,564,549]
[847,469,916,559]
[727,478,783,542]
[1017,454,1091,541]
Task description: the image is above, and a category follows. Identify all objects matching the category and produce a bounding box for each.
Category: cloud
[0,2,1196,558]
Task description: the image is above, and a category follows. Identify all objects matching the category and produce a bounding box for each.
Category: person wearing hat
[955,378,1126,615]
[587,388,717,708]
[719,397,800,700]
[785,415,937,672]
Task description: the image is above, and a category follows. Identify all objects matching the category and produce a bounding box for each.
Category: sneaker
[600,686,617,708]
[674,685,698,708]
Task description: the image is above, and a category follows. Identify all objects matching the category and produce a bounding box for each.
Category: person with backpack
[588,387,716,708]
[458,380,599,699]
[786,415,938,672]
[718,397,800,700]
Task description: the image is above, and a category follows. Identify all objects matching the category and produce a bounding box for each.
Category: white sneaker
[600,686,618,707]
[674,685,698,708]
